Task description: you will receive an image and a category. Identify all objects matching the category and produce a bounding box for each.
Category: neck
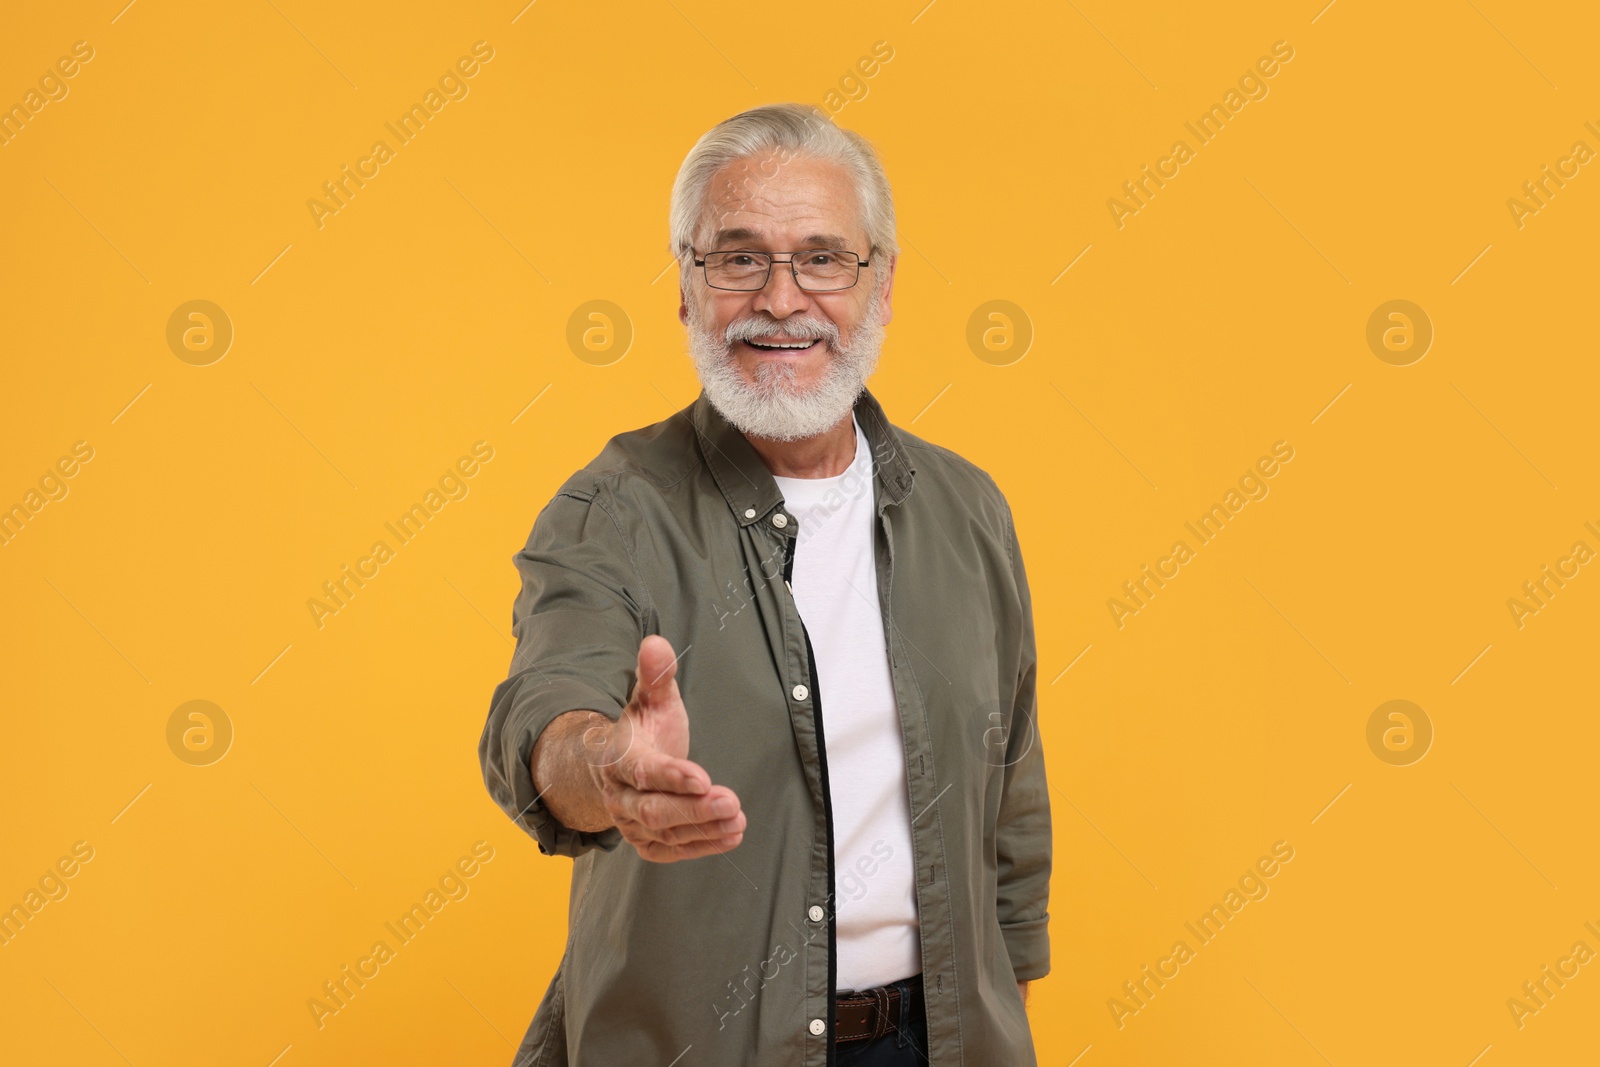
[745,410,856,478]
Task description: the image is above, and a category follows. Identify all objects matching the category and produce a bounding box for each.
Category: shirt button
[808,905,824,922]
[792,684,809,701]
[808,1018,826,1036]
[744,508,756,518]
[772,513,788,528]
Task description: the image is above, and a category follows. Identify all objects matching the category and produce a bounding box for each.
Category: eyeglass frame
[689,245,876,292]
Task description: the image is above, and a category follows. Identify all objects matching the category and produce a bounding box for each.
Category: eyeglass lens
[703,251,858,291]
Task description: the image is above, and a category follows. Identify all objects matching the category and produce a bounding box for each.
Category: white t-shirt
[771,413,921,992]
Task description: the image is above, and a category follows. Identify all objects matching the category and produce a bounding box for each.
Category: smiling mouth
[741,339,821,353]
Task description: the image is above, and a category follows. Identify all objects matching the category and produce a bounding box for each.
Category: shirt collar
[689,385,917,527]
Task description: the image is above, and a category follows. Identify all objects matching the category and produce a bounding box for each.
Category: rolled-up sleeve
[995,495,1052,980]
[479,485,652,858]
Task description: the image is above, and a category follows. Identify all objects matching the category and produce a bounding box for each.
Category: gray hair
[668,103,898,280]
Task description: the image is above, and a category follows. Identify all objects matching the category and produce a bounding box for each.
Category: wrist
[532,710,618,833]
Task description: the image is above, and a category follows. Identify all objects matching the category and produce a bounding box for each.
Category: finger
[614,748,712,796]
[610,783,739,831]
[633,832,744,863]
[617,811,746,847]
[631,633,681,709]
[613,785,738,831]
[655,812,746,846]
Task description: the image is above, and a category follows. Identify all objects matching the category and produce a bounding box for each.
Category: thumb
[631,634,681,712]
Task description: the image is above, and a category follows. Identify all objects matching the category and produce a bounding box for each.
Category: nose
[752,259,811,318]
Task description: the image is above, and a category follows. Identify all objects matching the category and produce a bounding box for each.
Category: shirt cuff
[1002,914,1051,981]
[494,678,626,858]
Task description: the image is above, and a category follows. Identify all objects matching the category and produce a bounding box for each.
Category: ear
[679,283,689,326]
[876,253,898,327]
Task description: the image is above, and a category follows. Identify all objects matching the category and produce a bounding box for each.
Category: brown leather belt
[834,975,923,1043]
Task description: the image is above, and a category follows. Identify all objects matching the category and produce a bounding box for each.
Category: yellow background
[3,0,1597,1063]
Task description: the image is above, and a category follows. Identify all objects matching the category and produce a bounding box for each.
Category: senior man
[480,102,1050,1066]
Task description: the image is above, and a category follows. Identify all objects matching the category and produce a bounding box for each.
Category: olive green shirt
[479,385,1051,1066]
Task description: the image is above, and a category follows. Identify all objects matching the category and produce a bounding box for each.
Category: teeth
[748,340,816,349]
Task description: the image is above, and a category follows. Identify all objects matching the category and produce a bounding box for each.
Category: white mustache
[725,320,838,346]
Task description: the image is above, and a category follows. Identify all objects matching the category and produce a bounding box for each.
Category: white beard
[685,278,886,442]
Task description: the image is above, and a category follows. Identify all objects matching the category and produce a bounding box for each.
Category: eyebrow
[709,228,855,250]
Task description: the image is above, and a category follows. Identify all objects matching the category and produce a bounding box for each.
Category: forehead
[699,152,865,248]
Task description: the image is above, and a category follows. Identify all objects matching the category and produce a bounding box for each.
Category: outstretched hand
[583,634,746,862]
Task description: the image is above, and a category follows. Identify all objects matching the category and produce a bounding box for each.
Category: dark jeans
[834,976,929,1065]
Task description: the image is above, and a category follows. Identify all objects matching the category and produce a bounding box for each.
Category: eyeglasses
[691,247,873,292]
